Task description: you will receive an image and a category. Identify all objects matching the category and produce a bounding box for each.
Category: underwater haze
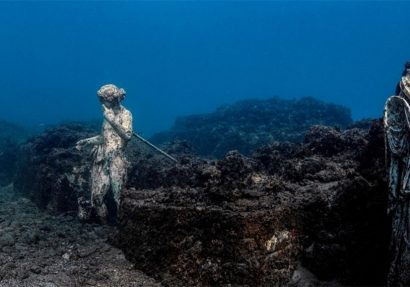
[0,1,409,136]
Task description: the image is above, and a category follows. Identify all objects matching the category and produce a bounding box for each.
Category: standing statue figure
[76,84,133,223]
[384,62,410,286]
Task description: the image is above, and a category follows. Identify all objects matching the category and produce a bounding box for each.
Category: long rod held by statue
[133,132,178,163]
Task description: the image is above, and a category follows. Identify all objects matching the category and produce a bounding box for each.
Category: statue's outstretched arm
[75,135,103,150]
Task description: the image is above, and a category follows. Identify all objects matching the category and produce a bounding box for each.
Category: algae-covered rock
[117,119,388,286]
[151,97,352,158]
[14,122,99,212]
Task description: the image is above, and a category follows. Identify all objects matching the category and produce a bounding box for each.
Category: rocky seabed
[0,184,160,287]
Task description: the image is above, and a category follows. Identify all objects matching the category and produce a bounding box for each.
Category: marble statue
[76,84,133,223]
[384,62,410,286]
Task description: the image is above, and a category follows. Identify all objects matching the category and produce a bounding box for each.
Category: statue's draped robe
[385,95,410,286]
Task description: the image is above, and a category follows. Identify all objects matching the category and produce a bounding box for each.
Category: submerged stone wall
[117,120,389,286]
[118,188,299,286]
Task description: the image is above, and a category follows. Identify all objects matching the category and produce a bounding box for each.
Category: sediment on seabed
[0,184,160,287]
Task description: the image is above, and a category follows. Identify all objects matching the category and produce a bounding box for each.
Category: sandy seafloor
[0,184,160,287]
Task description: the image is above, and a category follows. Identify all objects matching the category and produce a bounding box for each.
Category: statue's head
[396,62,410,96]
[97,84,126,106]
[400,63,410,98]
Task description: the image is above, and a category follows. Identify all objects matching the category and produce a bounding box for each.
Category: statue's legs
[109,154,127,212]
[389,201,410,286]
[77,196,91,221]
[90,162,110,222]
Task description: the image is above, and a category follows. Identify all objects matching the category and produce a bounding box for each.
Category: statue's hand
[102,104,115,122]
[75,139,86,151]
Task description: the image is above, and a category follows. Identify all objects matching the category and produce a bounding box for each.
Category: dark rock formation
[151,97,353,158]
[116,119,388,286]
[14,118,388,286]
[14,122,99,212]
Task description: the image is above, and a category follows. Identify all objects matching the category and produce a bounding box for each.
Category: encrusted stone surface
[151,97,353,158]
[117,120,388,286]
[15,123,99,213]
[117,188,299,286]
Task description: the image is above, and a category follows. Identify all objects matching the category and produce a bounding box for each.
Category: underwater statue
[384,61,410,286]
[76,84,133,223]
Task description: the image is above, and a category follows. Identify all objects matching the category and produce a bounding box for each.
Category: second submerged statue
[384,62,410,286]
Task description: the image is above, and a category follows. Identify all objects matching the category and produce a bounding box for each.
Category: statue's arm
[385,96,410,212]
[104,109,133,141]
[75,135,103,150]
[385,96,409,157]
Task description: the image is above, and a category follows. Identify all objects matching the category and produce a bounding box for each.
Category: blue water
[0,1,409,136]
